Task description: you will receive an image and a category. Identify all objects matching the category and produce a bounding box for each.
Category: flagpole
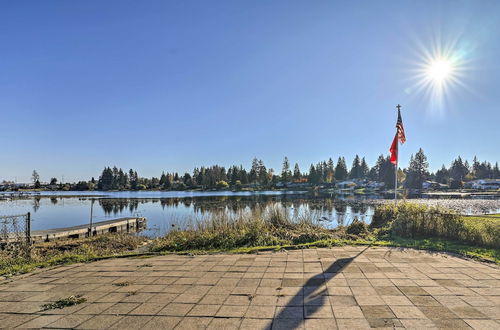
[395,147,398,203]
[395,104,401,204]
[390,104,404,205]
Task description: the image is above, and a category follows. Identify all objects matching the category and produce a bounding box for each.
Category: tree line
[90,151,500,191]
[27,150,499,191]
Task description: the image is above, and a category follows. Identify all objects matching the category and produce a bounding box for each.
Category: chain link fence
[0,213,31,257]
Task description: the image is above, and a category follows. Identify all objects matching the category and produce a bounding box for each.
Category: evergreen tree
[472,156,480,178]
[293,163,301,181]
[349,155,361,179]
[435,165,449,184]
[320,161,328,182]
[118,169,128,189]
[315,162,325,184]
[131,170,139,190]
[379,156,395,189]
[98,167,113,190]
[239,166,249,184]
[326,158,335,183]
[258,160,268,185]
[150,177,160,189]
[369,155,384,181]
[159,172,167,188]
[405,148,429,189]
[249,158,259,184]
[450,156,469,181]
[494,162,500,179]
[334,157,348,181]
[308,164,319,184]
[281,157,291,183]
[360,157,369,179]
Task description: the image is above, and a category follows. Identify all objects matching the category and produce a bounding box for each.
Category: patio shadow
[270,246,371,329]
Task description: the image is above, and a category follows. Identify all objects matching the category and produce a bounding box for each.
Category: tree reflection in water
[95,195,375,230]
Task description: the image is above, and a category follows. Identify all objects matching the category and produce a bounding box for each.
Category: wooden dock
[30,217,147,243]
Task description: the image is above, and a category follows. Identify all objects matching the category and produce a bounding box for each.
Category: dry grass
[0,233,148,276]
[372,202,500,248]
[152,205,348,252]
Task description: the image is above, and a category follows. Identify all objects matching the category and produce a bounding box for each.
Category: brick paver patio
[0,246,499,329]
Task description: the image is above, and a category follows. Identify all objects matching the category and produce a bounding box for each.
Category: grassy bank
[371,203,500,248]
[0,234,148,277]
[152,203,500,264]
[151,206,361,252]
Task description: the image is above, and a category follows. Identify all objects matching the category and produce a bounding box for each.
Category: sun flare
[408,40,471,115]
[427,59,453,83]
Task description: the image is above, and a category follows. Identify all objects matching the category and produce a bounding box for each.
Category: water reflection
[1,193,498,238]
[32,197,41,212]
[91,195,376,233]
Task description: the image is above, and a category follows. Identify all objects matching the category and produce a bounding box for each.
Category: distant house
[336,181,357,189]
[470,179,500,190]
[422,181,447,190]
[287,182,309,188]
[366,181,385,190]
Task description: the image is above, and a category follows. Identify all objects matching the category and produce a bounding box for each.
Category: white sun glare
[427,59,453,83]
[407,42,470,116]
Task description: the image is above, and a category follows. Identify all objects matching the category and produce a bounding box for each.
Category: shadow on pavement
[270,245,371,329]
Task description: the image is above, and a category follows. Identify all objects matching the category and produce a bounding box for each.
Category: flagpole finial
[396,104,401,111]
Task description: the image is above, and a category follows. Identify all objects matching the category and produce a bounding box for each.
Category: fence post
[26,212,31,245]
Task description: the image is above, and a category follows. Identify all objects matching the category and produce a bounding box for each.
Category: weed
[137,263,153,268]
[41,295,86,311]
[346,218,369,236]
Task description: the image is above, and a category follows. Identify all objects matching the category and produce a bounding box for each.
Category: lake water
[0,191,378,237]
[1,191,499,237]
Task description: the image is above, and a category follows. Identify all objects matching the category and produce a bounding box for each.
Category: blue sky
[1,1,499,182]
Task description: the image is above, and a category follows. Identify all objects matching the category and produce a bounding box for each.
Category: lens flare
[405,36,473,117]
[427,59,453,82]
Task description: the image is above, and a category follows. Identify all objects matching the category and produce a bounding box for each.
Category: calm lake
[1,191,499,237]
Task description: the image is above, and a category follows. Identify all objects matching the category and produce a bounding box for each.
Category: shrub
[373,202,500,248]
[152,206,341,252]
[234,180,242,190]
[216,180,229,190]
[371,203,400,228]
[346,218,369,236]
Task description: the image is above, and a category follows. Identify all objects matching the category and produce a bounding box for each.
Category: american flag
[396,107,406,144]
[390,105,406,165]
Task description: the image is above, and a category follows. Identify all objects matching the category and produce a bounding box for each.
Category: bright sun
[427,59,452,82]
[409,38,472,114]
